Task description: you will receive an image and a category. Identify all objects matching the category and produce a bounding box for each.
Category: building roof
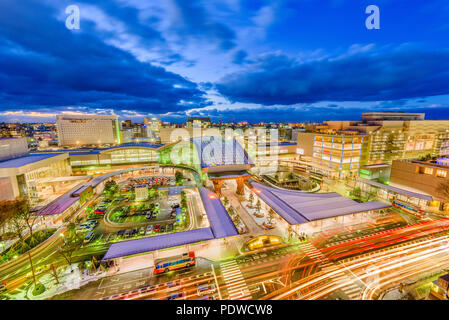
[102,227,214,260]
[356,178,433,201]
[34,185,81,216]
[0,153,65,169]
[208,171,251,180]
[250,181,390,225]
[199,187,239,238]
[191,136,253,169]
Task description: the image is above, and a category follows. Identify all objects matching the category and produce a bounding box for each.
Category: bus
[154,251,196,274]
[392,200,427,218]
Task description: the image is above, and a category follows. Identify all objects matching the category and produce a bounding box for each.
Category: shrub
[32,282,46,296]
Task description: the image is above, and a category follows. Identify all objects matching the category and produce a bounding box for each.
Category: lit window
[436,169,447,178]
[424,167,434,175]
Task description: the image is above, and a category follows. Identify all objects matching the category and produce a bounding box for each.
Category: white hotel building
[56,114,121,146]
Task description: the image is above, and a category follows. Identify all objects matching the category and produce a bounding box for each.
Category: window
[424,167,434,175]
[436,169,447,178]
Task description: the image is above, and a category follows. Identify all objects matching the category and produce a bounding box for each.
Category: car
[117,229,124,237]
[154,224,160,232]
[83,231,95,243]
[127,290,140,299]
[197,283,216,296]
[196,295,215,300]
[139,285,156,293]
[124,229,131,238]
[167,280,181,290]
[165,292,185,300]
[160,225,165,232]
[131,228,138,236]
[146,225,153,234]
[139,227,145,235]
[94,209,106,215]
[155,203,160,208]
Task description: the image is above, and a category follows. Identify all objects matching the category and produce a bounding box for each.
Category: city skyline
[1,0,449,123]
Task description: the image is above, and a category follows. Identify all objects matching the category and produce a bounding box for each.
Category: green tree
[85,205,93,216]
[175,170,184,186]
[57,223,83,270]
[223,196,229,208]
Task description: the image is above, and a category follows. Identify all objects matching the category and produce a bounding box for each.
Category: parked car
[131,228,138,236]
[124,229,131,238]
[160,225,165,233]
[117,229,124,237]
[94,209,106,215]
[146,225,153,234]
[154,224,160,232]
[83,231,95,243]
[139,227,145,235]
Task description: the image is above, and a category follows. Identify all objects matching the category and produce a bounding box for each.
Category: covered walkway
[249,181,390,225]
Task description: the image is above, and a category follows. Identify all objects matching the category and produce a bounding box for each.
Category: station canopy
[199,187,239,238]
[250,181,391,225]
[191,136,254,173]
[102,228,214,260]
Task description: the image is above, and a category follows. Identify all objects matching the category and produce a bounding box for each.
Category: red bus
[154,251,196,274]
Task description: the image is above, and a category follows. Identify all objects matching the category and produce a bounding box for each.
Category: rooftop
[191,136,254,170]
[250,181,390,225]
[357,177,433,201]
[0,153,65,169]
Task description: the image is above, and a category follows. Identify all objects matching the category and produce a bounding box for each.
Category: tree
[175,170,184,186]
[103,180,118,200]
[350,186,362,199]
[47,263,61,285]
[255,200,262,213]
[2,199,36,249]
[227,206,235,217]
[267,209,276,224]
[248,193,254,205]
[223,197,229,208]
[57,223,83,270]
[85,205,93,216]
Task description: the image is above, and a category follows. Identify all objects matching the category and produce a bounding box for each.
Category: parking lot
[74,175,190,247]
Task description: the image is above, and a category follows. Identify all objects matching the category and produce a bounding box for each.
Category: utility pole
[27,251,37,287]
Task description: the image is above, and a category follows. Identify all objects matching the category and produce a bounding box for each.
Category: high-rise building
[144,117,162,142]
[324,113,449,164]
[56,115,121,146]
[186,117,211,128]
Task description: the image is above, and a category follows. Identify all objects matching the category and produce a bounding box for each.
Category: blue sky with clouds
[0,0,448,123]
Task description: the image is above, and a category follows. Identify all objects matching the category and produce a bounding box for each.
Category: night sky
[1,0,449,123]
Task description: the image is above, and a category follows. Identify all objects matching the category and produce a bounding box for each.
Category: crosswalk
[220,260,252,300]
[300,242,361,300]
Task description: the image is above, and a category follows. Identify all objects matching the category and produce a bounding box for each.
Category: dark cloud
[216,50,449,105]
[232,50,248,65]
[0,0,209,113]
[171,0,236,51]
